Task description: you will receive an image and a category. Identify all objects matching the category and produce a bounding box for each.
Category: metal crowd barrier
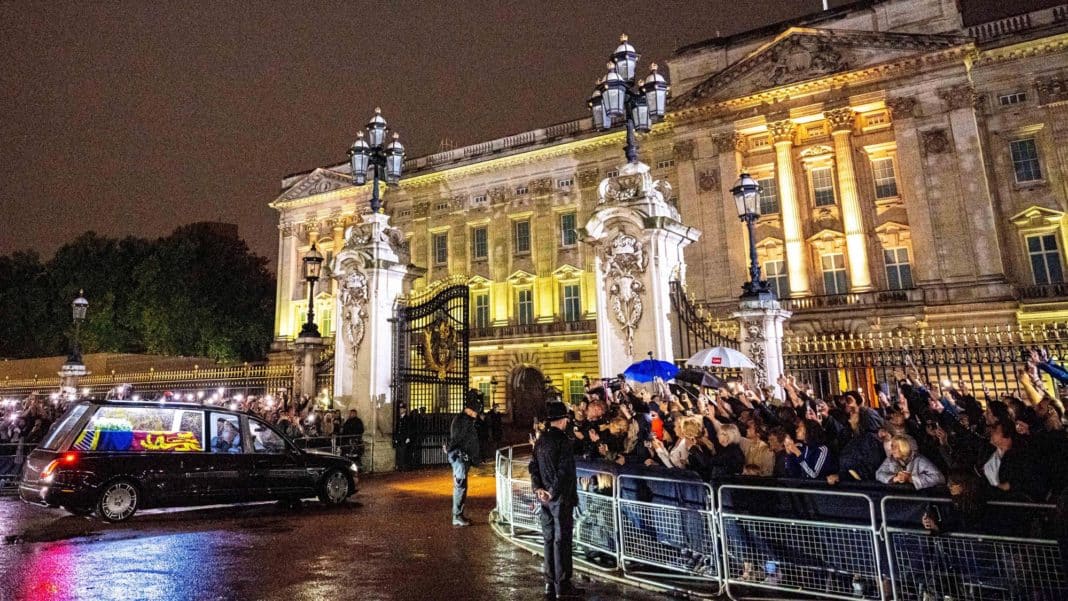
[492,445,1066,601]
[881,496,1066,601]
[718,484,884,601]
[0,442,34,496]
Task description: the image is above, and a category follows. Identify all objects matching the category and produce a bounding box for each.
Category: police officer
[530,401,584,599]
[447,393,482,526]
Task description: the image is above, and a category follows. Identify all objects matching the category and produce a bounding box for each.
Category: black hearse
[19,400,358,521]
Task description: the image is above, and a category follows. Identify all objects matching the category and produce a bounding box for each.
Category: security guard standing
[447,393,482,526]
[530,401,584,599]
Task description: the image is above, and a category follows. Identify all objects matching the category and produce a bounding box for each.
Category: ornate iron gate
[392,283,470,466]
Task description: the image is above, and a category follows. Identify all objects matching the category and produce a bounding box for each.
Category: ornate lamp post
[348,107,406,214]
[299,244,324,338]
[587,35,670,163]
[732,173,776,301]
[68,290,88,365]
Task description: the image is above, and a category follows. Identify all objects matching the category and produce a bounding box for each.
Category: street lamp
[67,290,88,365]
[587,35,670,164]
[348,108,406,214]
[732,173,776,301]
[299,244,324,338]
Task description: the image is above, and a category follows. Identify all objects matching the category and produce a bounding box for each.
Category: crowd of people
[540,349,1068,512]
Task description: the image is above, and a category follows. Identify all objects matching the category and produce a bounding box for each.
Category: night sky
[0,1,1056,263]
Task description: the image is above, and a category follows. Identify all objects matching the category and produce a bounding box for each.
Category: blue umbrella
[623,357,679,383]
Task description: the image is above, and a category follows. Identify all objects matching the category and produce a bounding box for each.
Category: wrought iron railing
[782,322,1068,400]
[0,363,294,397]
[669,281,740,362]
[779,287,924,311]
[469,319,596,339]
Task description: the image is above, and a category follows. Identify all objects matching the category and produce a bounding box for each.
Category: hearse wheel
[96,479,139,522]
[318,469,350,506]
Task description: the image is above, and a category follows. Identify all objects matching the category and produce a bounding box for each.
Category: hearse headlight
[349,462,359,473]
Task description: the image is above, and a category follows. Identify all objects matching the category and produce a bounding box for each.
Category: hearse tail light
[41,452,78,482]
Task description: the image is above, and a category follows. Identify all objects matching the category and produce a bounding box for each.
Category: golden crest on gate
[422,316,458,379]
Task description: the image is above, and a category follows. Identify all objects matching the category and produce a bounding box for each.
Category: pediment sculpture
[335,268,369,364]
[601,232,648,356]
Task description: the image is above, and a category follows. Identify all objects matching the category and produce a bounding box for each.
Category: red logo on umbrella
[711,357,722,365]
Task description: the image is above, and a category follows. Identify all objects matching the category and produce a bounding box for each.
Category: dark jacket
[529,426,578,505]
[837,431,885,481]
[341,417,365,438]
[448,413,480,464]
[393,413,412,447]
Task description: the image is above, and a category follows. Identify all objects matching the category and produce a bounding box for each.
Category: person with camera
[530,401,583,599]
[447,395,482,526]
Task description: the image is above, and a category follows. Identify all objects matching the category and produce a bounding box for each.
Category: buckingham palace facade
[269,0,1068,416]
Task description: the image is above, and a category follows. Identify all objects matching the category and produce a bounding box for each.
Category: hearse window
[249,418,285,454]
[73,406,204,452]
[209,413,242,454]
[40,404,89,450]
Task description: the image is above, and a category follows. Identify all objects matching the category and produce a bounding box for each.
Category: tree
[0,226,275,362]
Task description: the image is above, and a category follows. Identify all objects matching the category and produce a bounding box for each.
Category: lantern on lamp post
[299,244,324,338]
[732,173,776,301]
[348,108,407,214]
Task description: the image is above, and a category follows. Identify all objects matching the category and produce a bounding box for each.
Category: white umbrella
[686,347,756,369]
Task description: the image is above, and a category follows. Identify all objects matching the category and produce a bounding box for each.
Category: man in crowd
[341,408,365,461]
[447,394,482,526]
[530,401,582,600]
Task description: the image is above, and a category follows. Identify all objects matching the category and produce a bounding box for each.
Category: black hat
[545,401,569,421]
[465,396,483,413]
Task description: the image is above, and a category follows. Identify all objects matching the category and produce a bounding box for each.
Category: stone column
[332,212,422,472]
[58,363,88,396]
[826,106,873,292]
[274,223,297,339]
[769,119,811,297]
[733,298,791,397]
[583,161,702,379]
[714,132,750,293]
[887,96,941,285]
[293,335,325,401]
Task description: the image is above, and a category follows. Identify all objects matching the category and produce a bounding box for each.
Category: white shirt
[983,448,1004,487]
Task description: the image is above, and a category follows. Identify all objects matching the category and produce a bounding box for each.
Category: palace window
[656,159,675,169]
[757,177,779,214]
[883,247,914,290]
[606,169,619,178]
[515,185,529,196]
[568,379,585,404]
[432,233,448,265]
[999,92,1026,106]
[471,226,488,260]
[478,381,492,402]
[474,292,490,329]
[516,288,534,325]
[1027,233,1064,285]
[811,167,836,207]
[514,220,531,254]
[562,283,581,322]
[434,201,450,211]
[871,157,899,199]
[764,260,788,298]
[560,213,578,247]
[1010,138,1042,183]
[821,253,848,295]
[557,178,573,188]
[472,194,488,205]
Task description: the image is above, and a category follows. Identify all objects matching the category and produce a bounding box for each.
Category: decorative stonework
[938,84,980,111]
[421,318,459,379]
[672,140,696,161]
[886,96,917,119]
[1035,76,1068,106]
[531,177,552,195]
[921,129,950,155]
[743,320,768,386]
[824,107,855,132]
[698,169,719,192]
[768,120,796,144]
[489,187,506,203]
[346,216,412,265]
[335,268,369,365]
[599,172,650,204]
[765,35,847,87]
[279,222,297,237]
[274,168,352,204]
[601,232,648,356]
[577,169,600,188]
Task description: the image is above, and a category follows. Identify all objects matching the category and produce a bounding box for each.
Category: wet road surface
[0,467,669,601]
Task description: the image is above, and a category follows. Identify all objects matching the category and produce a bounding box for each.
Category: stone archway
[509,366,547,433]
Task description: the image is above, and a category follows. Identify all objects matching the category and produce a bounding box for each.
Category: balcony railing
[469,319,596,339]
[779,288,924,311]
[1017,281,1068,300]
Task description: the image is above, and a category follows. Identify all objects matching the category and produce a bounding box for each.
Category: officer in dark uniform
[530,401,584,599]
[447,394,482,526]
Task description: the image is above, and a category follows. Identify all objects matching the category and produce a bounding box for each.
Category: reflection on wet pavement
[0,470,668,601]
